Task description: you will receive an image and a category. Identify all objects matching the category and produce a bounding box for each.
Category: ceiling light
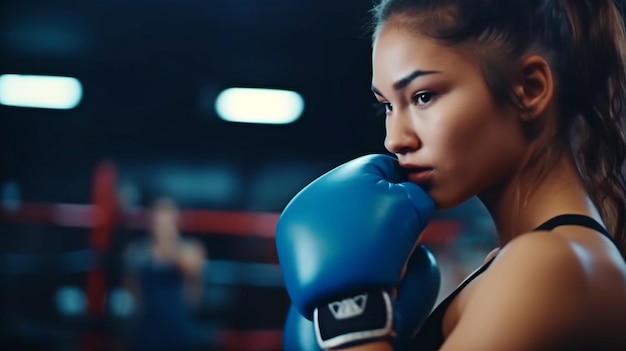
[215,87,304,125]
[0,74,83,109]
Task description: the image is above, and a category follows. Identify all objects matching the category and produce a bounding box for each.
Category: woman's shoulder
[440,229,626,350]
[493,226,626,280]
[485,228,626,302]
[180,236,207,254]
[495,228,596,268]
[478,230,603,311]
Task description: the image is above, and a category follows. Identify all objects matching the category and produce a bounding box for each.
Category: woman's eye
[383,102,392,114]
[413,92,436,106]
[373,102,392,117]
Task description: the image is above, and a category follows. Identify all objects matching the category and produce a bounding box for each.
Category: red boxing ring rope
[0,159,461,351]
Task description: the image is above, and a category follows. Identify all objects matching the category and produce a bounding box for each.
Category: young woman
[277,1,626,350]
[353,0,626,349]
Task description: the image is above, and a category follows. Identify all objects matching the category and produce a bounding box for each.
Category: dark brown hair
[371,0,626,255]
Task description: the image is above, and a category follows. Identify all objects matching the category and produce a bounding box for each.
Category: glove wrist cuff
[314,289,394,350]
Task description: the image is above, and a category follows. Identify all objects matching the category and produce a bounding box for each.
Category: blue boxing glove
[284,305,322,351]
[283,245,440,350]
[276,154,440,349]
[392,245,440,348]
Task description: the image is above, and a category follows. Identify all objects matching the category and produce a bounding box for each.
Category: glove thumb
[283,305,322,351]
[393,245,441,350]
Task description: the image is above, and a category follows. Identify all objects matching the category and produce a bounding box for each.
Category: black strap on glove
[314,289,394,349]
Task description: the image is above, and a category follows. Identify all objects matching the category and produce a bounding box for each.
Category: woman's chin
[431,189,471,211]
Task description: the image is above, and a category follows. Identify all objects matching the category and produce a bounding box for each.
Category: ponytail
[559,0,626,256]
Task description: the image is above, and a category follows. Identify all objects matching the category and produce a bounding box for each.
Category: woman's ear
[512,55,555,121]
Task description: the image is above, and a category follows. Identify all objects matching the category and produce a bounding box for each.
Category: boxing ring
[0,160,461,351]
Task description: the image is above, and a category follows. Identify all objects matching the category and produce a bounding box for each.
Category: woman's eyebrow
[371,70,441,96]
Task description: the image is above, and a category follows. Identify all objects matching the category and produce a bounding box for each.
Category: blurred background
[0,0,497,350]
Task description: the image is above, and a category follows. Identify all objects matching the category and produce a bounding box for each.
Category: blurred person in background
[123,197,207,351]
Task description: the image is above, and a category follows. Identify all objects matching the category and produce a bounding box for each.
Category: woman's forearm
[336,341,393,351]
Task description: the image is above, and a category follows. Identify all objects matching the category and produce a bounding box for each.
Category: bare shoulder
[494,229,598,276]
[182,237,207,256]
[493,228,626,288]
[481,231,602,318]
[441,230,626,351]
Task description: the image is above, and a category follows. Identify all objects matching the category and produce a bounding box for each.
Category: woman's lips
[406,168,435,184]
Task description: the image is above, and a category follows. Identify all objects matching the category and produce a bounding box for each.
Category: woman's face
[372,24,529,209]
[150,202,180,239]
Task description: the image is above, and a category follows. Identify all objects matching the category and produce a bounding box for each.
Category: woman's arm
[337,342,393,351]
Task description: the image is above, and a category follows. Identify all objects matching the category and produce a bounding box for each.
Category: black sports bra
[411,214,616,350]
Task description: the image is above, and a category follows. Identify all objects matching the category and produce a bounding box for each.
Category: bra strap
[534,214,611,239]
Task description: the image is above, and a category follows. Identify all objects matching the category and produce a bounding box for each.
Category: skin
[338,23,626,350]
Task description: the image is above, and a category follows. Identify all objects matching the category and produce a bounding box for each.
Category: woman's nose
[384,113,421,155]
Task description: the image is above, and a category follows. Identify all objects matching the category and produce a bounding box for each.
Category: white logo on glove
[328,293,368,320]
